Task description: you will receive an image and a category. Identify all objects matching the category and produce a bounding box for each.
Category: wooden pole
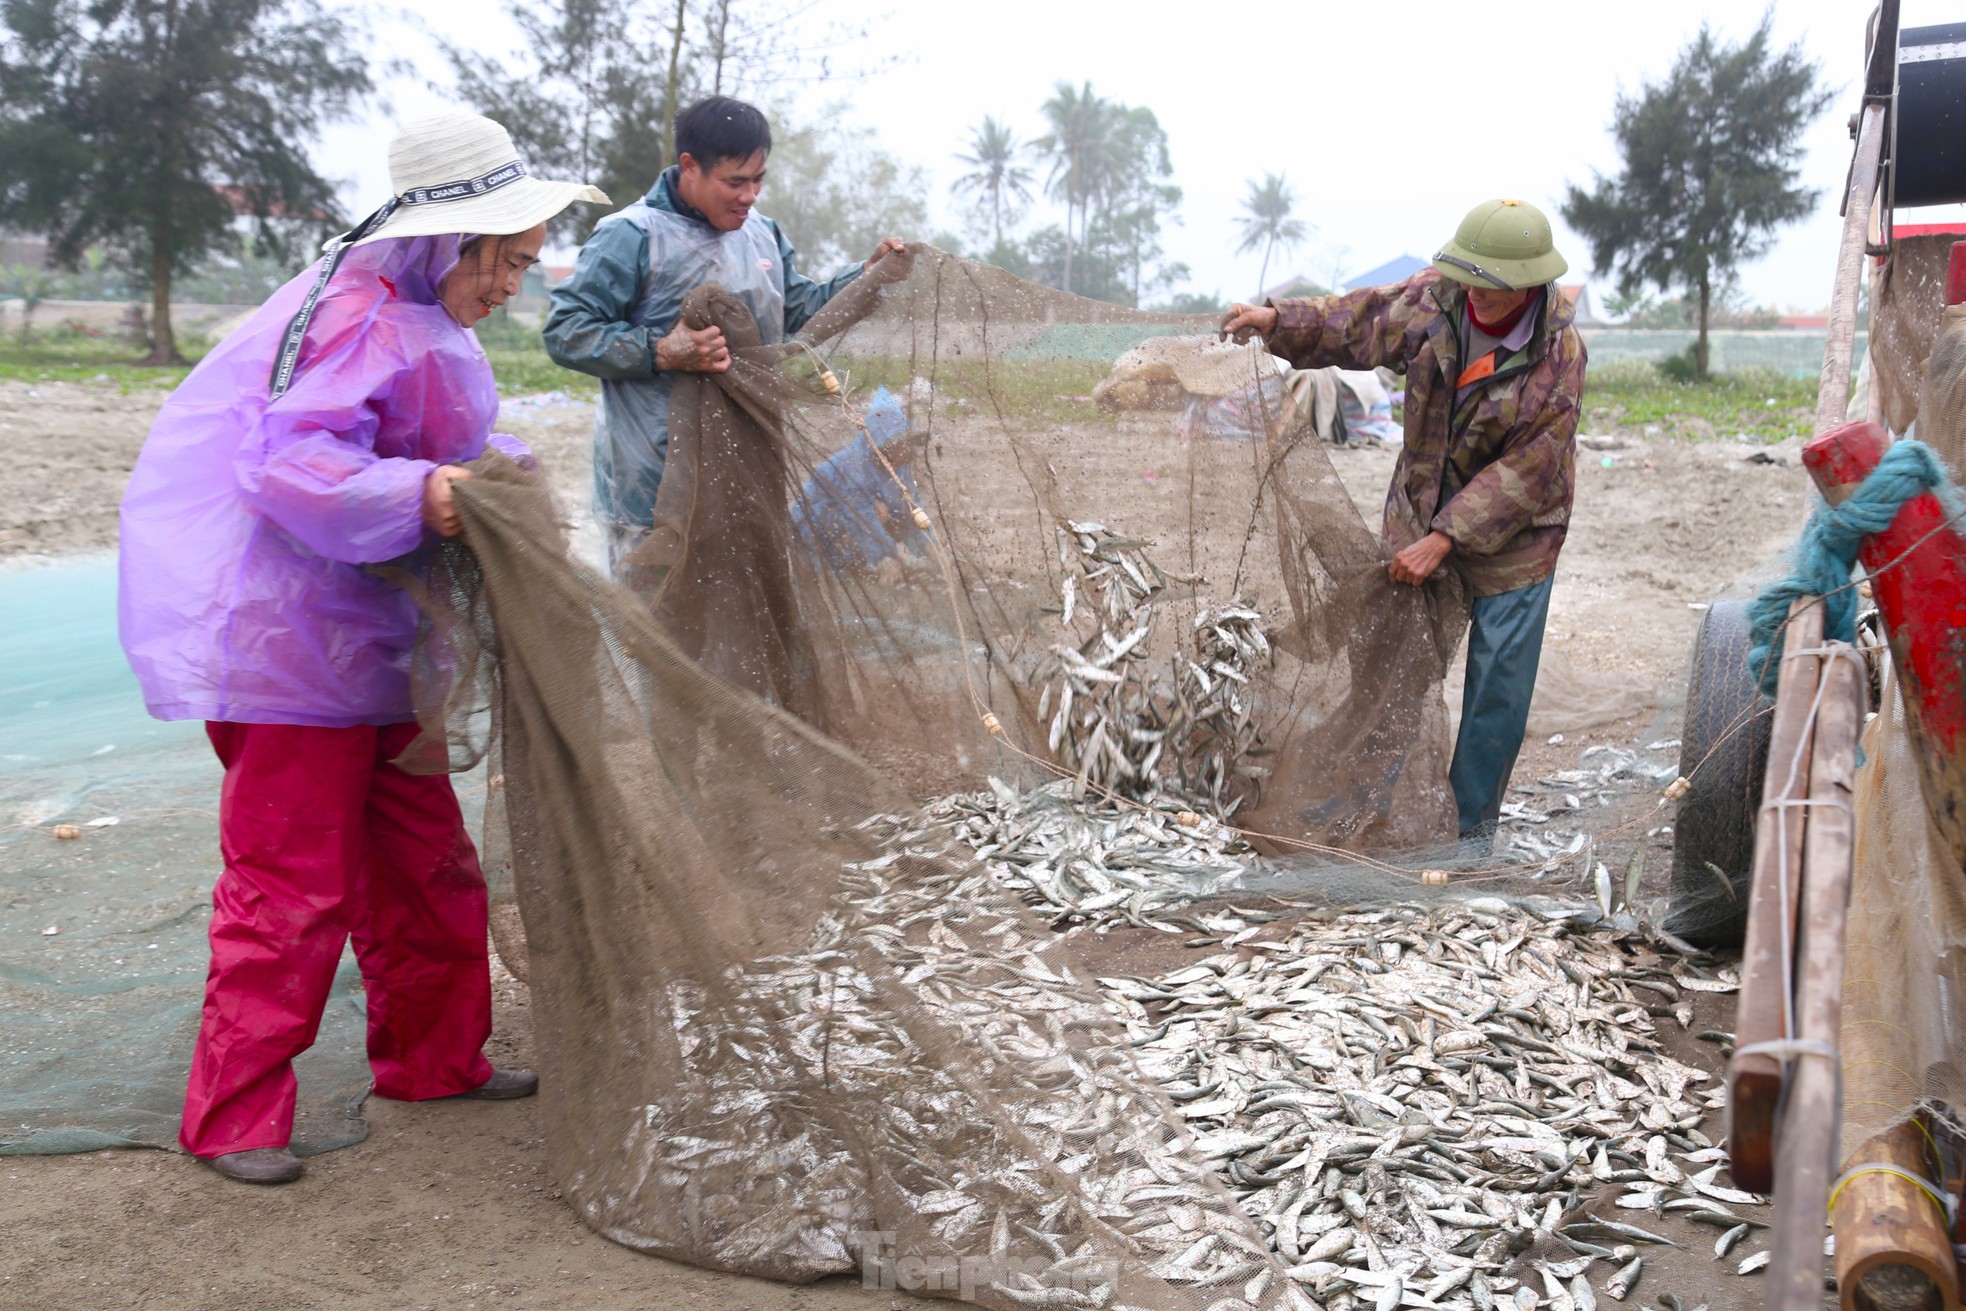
[1864,257,1886,427]
[1766,644,1866,1311]
[1832,1118,1960,1311]
[1819,102,1887,438]
[1728,596,1826,1192]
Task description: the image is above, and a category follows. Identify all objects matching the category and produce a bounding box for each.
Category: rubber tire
[1665,598,1773,947]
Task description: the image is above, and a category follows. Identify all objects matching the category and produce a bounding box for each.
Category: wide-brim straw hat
[335,111,608,249]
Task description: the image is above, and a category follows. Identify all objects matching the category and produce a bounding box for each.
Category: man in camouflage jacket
[1224,198,1586,841]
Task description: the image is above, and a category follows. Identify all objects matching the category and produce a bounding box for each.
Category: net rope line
[1827,1163,1954,1225]
[1761,640,1867,1053]
[1822,1098,1953,1226]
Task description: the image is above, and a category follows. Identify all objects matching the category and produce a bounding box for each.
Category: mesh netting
[1835,296,1966,1219]
[1870,232,1956,437]
[426,469,1324,1306]
[1915,302,1966,486]
[401,246,1765,1306]
[1840,666,1966,1166]
[601,250,1467,845]
[418,249,1476,1300]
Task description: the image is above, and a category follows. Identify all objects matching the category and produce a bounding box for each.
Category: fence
[1579,327,1856,377]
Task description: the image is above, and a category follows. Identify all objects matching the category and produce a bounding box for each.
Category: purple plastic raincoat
[119,235,530,727]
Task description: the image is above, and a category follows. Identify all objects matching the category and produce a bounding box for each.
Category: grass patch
[0,313,1830,443]
[473,308,597,399]
[1583,358,1819,443]
[831,354,1116,426]
[0,328,203,391]
[0,313,599,398]
[481,344,599,399]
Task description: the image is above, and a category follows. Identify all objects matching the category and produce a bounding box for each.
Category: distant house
[1779,314,1829,331]
[1345,254,1429,291]
[1557,284,1606,326]
[0,231,50,269]
[212,186,332,224]
[1260,274,1329,300]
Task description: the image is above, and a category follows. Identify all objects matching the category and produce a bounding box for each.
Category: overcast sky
[320,0,1964,310]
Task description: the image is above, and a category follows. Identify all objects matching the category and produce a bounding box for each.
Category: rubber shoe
[209,1148,304,1185]
[460,1068,538,1101]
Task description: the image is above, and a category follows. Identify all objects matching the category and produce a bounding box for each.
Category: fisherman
[544,94,910,572]
[791,385,931,579]
[1222,198,1585,844]
[118,113,606,1183]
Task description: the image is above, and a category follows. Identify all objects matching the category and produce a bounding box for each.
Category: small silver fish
[1604,1256,1642,1301]
[1714,1223,1749,1258]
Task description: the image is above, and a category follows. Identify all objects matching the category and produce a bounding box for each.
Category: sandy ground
[0,383,1812,1310]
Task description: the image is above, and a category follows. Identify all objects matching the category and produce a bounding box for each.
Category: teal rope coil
[1745,440,1952,697]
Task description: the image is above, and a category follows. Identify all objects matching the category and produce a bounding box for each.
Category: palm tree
[952,116,1034,247]
[1236,173,1310,298]
[1035,81,1122,293]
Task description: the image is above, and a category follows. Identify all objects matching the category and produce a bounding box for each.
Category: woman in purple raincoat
[118,112,604,1185]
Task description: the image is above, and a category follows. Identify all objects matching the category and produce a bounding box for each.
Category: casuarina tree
[0,0,372,364]
[1561,10,1829,379]
[447,0,888,243]
[1236,172,1308,298]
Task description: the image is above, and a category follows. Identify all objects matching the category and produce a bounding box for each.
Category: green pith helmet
[1432,198,1568,291]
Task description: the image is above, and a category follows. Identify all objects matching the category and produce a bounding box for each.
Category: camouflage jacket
[1268,271,1586,596]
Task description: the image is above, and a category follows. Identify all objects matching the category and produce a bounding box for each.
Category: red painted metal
[1804,419,1966,861]
[1948,241,1966,307]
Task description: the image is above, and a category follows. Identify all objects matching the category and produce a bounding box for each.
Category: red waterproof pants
[180,721,493,1158]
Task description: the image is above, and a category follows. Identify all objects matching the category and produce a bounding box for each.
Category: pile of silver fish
[926,777,1260,928]
[644,767,1759,1308]
[915,782,1770,1306]
[1029,520,1273,814]
[1498,745,1682,869]
[702,804,1326,1310]
[1103,901,1767,1306]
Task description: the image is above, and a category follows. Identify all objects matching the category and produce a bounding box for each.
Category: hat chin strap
[267,199,402,398]
[1434,251,1516,292]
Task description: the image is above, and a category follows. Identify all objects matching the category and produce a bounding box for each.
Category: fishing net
[1831,297,1966,1260]
[409,245,1511,1306]
[1836,666,1966,1256]
[1870,232,1957,437]
[0,561,375,1158]
[1658,235,1966,950]
[1914,301,1966,485]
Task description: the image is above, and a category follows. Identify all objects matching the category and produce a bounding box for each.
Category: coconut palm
[952,116,1034,246]
[1035,81,1123,293]
[1236,173,1310,297]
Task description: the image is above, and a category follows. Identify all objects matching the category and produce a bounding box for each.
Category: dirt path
[0,385,1805,1310]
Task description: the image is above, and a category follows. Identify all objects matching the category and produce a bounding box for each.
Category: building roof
[1344,254,1429,291]
[213,185,331,222]
[1261,274,1328,300]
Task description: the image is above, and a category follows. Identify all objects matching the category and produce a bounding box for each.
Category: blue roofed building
[1344,255,1430,291]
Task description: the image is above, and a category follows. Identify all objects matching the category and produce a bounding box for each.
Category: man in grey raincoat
[544,95,907,568]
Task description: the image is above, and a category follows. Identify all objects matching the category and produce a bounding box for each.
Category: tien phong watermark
[857,1230,1119,1301]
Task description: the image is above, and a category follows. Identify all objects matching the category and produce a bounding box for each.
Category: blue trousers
[1449,575,1554,837]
